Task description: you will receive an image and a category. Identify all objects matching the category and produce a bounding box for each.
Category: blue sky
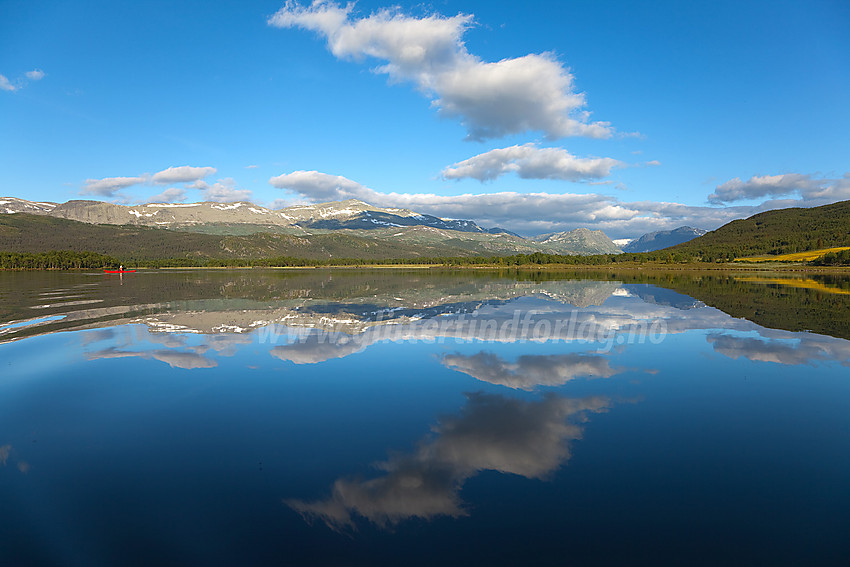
[1,0,848,237]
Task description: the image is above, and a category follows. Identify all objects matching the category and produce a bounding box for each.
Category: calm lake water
[1,268,849,566]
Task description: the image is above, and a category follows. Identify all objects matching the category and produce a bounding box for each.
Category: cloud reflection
[0,444,28,473]
[707,332,850,367]
[286,392,611,530]
[79,329,116,346]
[86,347,218,369]
[82,326,254,369]
[270,332,367,364]
[441,351,626,390]
[194,333,253,356]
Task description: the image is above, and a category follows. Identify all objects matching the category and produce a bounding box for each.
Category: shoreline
[3,263,849,273]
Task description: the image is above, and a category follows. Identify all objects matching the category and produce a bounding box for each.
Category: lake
[1,268,849,566]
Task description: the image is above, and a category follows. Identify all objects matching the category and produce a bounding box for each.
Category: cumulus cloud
[269,170,372,201]
[268,1,612,141]
[441,351,624,390]
[286,392,612,529]
[151,165,217,184]
[442,143,622,182]
[82,175,149,197]
[708,173,850,205]
[146,187,187,203]
[200,178,253,202]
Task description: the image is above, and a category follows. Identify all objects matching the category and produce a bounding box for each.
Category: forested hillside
[670,200,850,260]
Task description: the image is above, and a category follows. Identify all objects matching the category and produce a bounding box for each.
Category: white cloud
[434,53,611,140]
[82,175,149,197]
[268,1,612,141]
[269,170,373,201]
[1,69,46,92]
[151,165,217,184]
[0,74,17,92]
[188,179,210,190]
[442,144,622,182]
[200,178,253,202]
[81,165,226,200]
[25,69,45,81]
[708,172,850,205]
[146,187,187,203]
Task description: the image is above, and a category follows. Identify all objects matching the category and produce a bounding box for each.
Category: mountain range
[2,197,514,234]
[3,196,849,263]
[0,197,623,256]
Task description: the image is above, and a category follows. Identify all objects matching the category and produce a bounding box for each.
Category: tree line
[0,249,727,269]
[811,249,850,266]
[0,251,121,270]
[3,247,848,270]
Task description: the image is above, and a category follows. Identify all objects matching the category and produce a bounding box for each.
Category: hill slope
[670,200,850,259]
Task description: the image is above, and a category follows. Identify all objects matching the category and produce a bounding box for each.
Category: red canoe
[103,270,136,273]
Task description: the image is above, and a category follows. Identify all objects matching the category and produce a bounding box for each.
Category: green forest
[0,251,120,270]
[811,249,850,266]
[668,200,850,259]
